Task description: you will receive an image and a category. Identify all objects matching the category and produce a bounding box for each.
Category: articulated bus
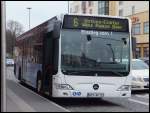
[14,14,132,98]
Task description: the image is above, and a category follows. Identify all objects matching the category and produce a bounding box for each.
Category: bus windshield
[61,29,130,76]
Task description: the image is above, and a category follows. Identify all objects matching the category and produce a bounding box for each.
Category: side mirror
[53,21,61,39]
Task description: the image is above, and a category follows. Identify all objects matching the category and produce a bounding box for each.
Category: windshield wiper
[96,62,118,66]
[64,70,81,75]
[109,71,125,77]
[62,69,96,76]
[62,68,127,77]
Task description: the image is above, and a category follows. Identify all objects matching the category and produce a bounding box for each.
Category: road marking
[7,88,36,112]
[17,82,70,112]
[135,94,149,99]
[128,98,149,106]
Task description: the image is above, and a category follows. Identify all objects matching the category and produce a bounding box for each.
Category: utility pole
[27,7,32,29]
[1,1,6,112]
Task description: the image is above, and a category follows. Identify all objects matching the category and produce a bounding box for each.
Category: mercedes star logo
[93,84,99,90]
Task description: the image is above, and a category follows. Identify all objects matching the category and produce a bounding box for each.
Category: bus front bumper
[53,90,131,98]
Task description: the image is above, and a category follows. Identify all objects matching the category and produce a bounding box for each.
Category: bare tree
[6,20,24,57]
[7,20,24,37]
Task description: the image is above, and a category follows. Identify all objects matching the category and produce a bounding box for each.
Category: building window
[98,1,109,15]
[144,22,149,34]
[132,23,141,35]
[132,6,135,15]
[119,9,123,16]
[144,47,149,58]
[70,8,72,13]
[82,1,86,14]
[88,1,93,7]
[119,1,123,5]
[136,47,141,58]
[89,9,92,14]
[74,5,79,13]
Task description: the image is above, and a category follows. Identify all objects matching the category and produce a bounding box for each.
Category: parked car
[131,59,149,90]
[6,58,14,66]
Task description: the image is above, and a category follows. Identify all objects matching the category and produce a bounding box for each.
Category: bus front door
[42,32,54,97]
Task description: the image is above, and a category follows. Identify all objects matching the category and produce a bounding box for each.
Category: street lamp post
[27,7,32,30]
[68,1,69,13]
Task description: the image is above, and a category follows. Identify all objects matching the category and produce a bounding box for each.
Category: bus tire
[18,67,21,80]
[36,71,42,93]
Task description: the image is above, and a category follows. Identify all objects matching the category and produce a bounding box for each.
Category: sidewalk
[7,96,23,112]
[7,88,36,112]
[6,67,69,112]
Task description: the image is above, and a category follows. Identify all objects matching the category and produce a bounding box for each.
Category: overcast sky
[6,1,69,32]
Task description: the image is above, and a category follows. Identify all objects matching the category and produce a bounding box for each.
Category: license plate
[87,92,104,97]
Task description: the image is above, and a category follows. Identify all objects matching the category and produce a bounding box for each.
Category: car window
[132,60,149,70]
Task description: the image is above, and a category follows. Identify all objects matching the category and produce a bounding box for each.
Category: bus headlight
[56,84,74,90]
[117,85,130,91]
[132,76,143,82]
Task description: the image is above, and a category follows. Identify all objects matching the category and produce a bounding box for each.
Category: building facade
[116,1,149,58]
[70,1,117,16]
[117,1,149,16]
[70,1,149,58]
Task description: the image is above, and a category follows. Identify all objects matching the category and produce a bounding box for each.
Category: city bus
[14,14,132,98]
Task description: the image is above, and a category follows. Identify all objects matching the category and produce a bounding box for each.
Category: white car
[131,59,149,90]
[6,58,14,66]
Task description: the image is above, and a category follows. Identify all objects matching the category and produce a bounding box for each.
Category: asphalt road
[51,91,149,112]
[6,66,149,112]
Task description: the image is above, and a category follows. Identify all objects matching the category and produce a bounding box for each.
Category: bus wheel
[36,73,42,93]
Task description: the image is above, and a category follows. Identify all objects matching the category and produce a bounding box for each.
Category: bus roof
[16,16,57,41]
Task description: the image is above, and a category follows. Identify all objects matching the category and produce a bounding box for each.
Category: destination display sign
[62,15,129,32]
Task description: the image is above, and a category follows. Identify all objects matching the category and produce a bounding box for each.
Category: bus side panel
[26,63,42,88]
[21,31,43,88]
